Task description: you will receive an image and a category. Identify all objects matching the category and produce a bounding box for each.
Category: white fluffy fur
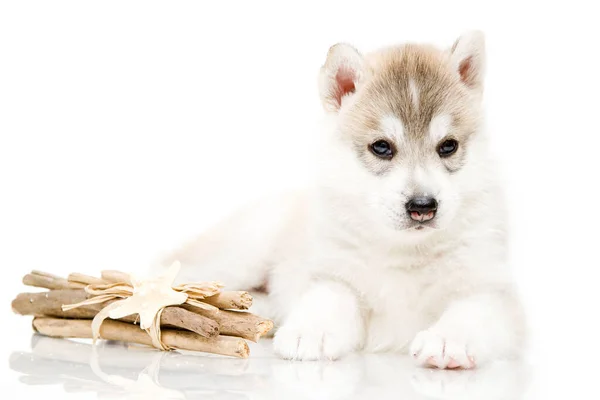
[380,115,405,143]
[409,78,419,109]
[165,32,524,367]
[429,114,452,142]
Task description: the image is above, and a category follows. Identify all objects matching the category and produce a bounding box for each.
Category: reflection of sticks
[10,347,261,391]
[12,290,219,338]
[33,317,250,358]
[10,351,138,383]
[29,335,250,375]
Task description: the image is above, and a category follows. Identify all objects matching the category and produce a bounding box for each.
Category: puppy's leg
[410,292,524,369]
[273,281,364,360]
[160,195,298,292]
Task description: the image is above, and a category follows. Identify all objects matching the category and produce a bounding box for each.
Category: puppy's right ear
[318,43,366,112]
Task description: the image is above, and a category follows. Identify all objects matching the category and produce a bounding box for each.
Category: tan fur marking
[340,44,480,175]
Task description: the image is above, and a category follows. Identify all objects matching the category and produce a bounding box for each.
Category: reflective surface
[9,335,531,399]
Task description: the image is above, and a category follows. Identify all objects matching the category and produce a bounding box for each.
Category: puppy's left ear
[319,43,366,112]
[450,31,485,91]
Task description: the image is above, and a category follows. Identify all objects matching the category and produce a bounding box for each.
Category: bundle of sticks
[11,270,274,358]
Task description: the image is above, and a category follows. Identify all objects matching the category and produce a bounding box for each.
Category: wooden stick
[202,291,253,310]
[31,270,66,280]
[100,270,132,285]
[188,307,273,342]
[12,290,219,338]
[23,272,86,290]
[67,273,106,286]
[32,317,249,358]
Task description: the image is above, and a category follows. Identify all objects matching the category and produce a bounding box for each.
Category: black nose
[406,196,438,222]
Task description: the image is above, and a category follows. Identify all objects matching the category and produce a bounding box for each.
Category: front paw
[273,324,359,361]
[410,330,475,370]
[273,281,364,361]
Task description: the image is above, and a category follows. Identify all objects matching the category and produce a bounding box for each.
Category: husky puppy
[166,32,525,368]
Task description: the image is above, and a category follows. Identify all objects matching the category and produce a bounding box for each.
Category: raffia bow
[62,261,223,350]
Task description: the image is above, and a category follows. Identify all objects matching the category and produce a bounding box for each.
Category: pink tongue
[411,212,421,219]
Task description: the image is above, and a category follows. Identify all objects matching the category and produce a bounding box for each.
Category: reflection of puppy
[271,358,364,400]
[410,362,530,399]
[168,31,525,367]
[268,353,528,400]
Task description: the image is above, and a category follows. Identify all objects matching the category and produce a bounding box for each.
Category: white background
[1,1,599,398]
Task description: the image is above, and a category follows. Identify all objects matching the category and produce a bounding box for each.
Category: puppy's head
[318,32,485,238]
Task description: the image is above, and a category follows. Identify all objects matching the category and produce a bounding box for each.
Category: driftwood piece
[189,307,273,342]
[32,317,250,358]
[100,270,132,285]
[12,290,219,338]
[202,291,253,310]
[23,272,86,290]
[67,273,106,286]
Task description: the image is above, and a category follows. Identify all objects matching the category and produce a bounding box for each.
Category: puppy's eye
[437,139,459,157]
[369,140,394,159]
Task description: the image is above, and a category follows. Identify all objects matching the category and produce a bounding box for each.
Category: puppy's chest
[350,251,438,311]
[349,253,442,351]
